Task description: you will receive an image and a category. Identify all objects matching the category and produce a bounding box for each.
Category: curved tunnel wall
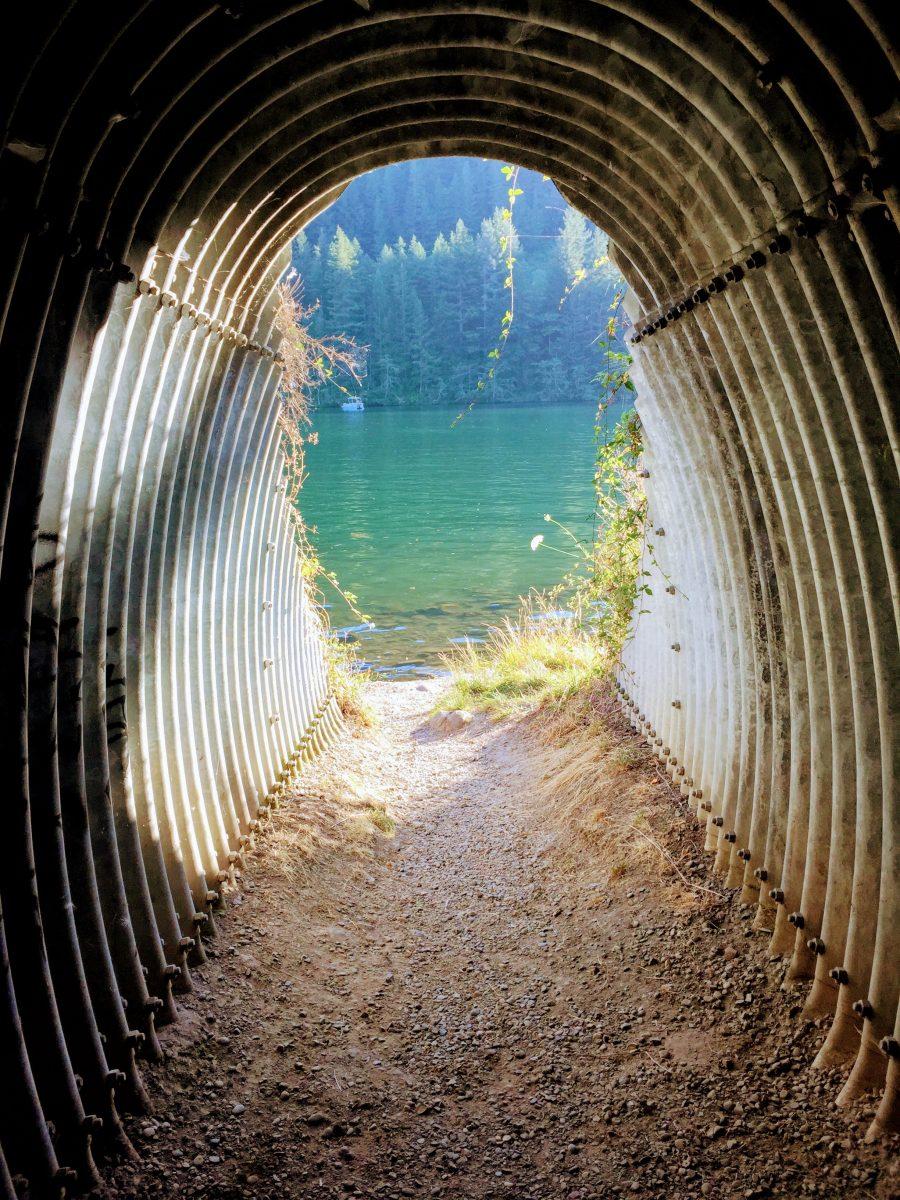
[0,3,897,1193]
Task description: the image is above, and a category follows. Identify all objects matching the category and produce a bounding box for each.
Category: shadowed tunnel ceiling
[0,2,898,1194]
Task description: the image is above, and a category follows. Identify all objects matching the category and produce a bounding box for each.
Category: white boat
[341,397,364,412]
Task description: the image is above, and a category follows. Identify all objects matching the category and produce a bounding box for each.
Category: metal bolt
[711,816,724,827]
[745,250,766,270]
[829,967,849,984]
[767,233,791,255]
[671,642,681,652]
[826,193,850,221]
[671,699,681,709]
[769,888,785,903]
[724,264,744,284]
[755,61,782,92]
[724,831,736,843]
[738,848,751,861]
[806,937,826,955]
[655,527,665,536]
[794,216,820,239]
[753,866,768,881]
[852,998,874,1019]
[880,1038,900,1059]
[665,585,676,595]
[692,286,710,304]
[787,912,805,928]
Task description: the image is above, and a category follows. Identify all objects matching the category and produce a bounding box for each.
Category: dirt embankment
[105,681,897,1200]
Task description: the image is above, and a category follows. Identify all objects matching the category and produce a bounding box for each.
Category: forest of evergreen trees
[290,159,626,408]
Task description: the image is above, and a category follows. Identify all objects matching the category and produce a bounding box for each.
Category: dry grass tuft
[327,635,377,727]
[263,766,394,884]
[520,684,714,905]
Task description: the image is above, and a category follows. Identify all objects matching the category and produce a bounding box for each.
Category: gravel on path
[105,681,897,1200]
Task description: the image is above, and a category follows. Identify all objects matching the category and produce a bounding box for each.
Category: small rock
[424,710,473,736]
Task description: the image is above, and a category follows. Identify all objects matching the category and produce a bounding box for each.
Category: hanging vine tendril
[452,163,522,426]
[273,273,368,619]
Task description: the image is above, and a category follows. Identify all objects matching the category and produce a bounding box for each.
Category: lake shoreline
[303,400,625,674]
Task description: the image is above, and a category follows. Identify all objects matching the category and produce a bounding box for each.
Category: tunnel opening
[291,155,628,678]
[0,4,897,1195]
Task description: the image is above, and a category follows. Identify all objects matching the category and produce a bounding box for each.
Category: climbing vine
[530,294,651,664]
[452,163,522,426]
[273,274,367,618]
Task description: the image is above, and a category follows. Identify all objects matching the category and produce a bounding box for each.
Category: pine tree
[290,159,625,408]
[559,207,590,279]
[328,226,359,273]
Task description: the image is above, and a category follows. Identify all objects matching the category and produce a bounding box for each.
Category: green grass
[364,805,396,834]
[326,634,376,726]
[440,597,613,717]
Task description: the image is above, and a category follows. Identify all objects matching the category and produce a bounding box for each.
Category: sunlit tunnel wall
[0,4,897,1194]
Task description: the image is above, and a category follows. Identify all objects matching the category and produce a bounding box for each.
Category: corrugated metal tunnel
[0,3,897,1193]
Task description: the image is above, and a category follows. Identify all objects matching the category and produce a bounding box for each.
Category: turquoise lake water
[300,402,609,677]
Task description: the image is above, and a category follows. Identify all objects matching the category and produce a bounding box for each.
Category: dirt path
[106,682,895,1200]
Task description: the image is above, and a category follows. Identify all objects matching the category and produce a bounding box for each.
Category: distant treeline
[290,158,625,408]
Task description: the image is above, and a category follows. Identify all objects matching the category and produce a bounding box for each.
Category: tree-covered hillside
[290,158,625,408]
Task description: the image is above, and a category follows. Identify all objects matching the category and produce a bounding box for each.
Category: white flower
[530,534,544,552]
